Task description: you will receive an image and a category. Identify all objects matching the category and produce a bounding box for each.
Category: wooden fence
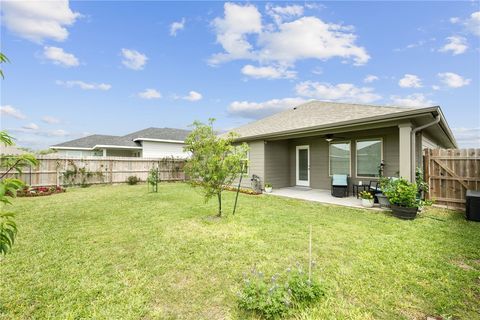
[424,148,480,210]
[0,156,186,187]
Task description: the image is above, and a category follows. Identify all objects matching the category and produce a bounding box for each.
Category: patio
[266,186,387,210]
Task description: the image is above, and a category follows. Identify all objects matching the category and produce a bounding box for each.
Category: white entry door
[296,145,310,186]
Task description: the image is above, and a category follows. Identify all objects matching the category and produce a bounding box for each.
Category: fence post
[424,149,430,201]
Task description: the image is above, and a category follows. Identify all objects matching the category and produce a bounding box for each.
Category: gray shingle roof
[123,127,191,141]
[52,127,191,149]
[229,100,422,139]
[52,135,139,148]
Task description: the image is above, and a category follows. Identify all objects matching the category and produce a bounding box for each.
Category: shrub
[238,266,325,319]
[126,176,140,185]
[384,178,419,208]
[265,183,272,188]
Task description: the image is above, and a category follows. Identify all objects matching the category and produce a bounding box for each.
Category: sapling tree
[183,119,248,217]
[0,131,38,255]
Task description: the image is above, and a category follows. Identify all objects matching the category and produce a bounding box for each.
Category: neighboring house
[50,127,191,158]
[228,100,456,189]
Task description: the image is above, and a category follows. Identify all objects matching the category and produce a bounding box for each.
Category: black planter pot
[391,204,418,220]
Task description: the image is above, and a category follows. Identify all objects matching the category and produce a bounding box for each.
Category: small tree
[0,131,38,255]
[184,119,248,217]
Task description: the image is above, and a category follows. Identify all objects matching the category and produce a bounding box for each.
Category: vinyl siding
[141,141,187,158]
[286,126,400,189]
[264,140,290,188]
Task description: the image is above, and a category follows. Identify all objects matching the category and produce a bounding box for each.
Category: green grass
[1,183,479,319]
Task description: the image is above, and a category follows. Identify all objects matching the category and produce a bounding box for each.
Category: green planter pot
[391,204,418,220]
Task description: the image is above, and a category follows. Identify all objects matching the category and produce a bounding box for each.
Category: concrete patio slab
[266,187,388,210]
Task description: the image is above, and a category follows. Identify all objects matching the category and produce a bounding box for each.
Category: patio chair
[331,174,349,198]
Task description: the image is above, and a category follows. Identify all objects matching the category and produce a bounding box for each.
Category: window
[356,139,383,177]
[329,142,351,176]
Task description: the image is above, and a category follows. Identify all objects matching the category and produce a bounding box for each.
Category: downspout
[410,113,441,181]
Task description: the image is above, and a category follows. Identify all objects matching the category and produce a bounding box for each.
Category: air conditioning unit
[466,190,480,221]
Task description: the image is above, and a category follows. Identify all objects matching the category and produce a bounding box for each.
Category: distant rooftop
[52,127,191,149]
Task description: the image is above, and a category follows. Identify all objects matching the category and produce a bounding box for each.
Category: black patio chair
[331,174,349,198]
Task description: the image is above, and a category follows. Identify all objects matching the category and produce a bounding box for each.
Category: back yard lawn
[0,183,479,319]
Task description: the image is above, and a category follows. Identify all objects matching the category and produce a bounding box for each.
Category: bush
[126,176,140,185]
[383,178,419,208]
[238,266,325,319]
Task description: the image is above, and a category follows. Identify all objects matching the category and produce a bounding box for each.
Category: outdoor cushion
[332,174,348,186]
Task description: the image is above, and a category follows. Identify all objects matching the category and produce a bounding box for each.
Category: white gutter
[50,145,142,150]
[133,138,184,144]
[410,113,441,181]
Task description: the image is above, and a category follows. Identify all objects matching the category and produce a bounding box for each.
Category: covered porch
[266,186,385,210]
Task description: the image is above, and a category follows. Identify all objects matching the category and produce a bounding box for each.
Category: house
[229,101,456,190]
[50,127,191,158]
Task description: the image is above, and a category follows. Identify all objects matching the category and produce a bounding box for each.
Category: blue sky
[1,1,479,149]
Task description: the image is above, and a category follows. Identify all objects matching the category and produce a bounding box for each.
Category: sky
[0,0,479,149]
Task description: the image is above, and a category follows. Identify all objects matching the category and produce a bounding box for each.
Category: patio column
[398,122,412,181]
[102,148,107,157]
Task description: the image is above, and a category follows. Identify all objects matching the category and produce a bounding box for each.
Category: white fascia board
[133,138,184,144]
[51,145,142,150]
[94,145,143,149]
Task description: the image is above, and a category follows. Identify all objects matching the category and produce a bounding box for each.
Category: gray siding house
[50,127,191,158]
[229,101,456,190]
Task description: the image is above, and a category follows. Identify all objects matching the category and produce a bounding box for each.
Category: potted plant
[359,191,374,208]
[264,183,272,193]
[376,177,393,208]
[383,178,422,220]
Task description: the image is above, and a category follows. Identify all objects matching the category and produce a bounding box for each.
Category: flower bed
[224,185,261,195]
[17,186,66,197]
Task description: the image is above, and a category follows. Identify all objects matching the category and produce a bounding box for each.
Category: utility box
[466,190,480,221]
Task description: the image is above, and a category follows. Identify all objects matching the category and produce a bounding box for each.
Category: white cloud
[48,129,69,137]
[210,3,369,67]
[22,123,39,130]
[439,36,468,55]
[42,116,60,124]
[465,11,480,36]
[266,4,304,24]
[43,46,79,67]
[398,74,422,88]
[210,2,262,64]
[138,88,162,99]
[432,85,440,91]
[295,81,381,103]
[183,91,203,102]
[56,80,111,90]
[363,75,379,83]
[0,105,26,119]
[121,48,148,70]
[170,18,185,36]
[390,93,434,108]
[241,64,296,79]
[1,0,80,43]
[450,17,460,24]
[438,72,471,88]
[228,97,308,119]
[452,127,480,148]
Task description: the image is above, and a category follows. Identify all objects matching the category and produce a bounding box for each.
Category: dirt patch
[452,260,475,271]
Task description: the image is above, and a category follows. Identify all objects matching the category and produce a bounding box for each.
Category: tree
[0,52,9,79]
[0,131,38,255]
[183,119,248,217]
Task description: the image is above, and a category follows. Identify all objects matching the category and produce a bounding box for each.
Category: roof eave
[234,107,441,141]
